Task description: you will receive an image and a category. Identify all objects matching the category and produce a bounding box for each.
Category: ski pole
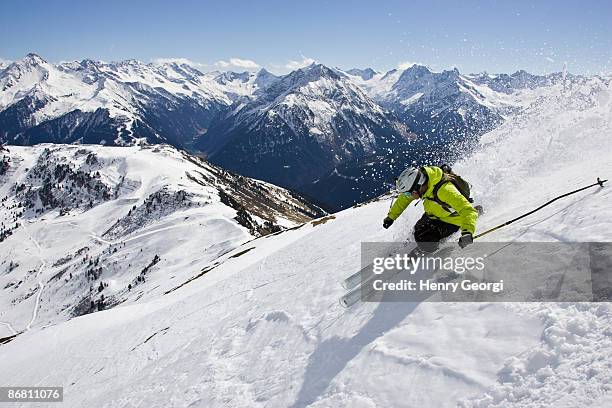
[474,177,607,240]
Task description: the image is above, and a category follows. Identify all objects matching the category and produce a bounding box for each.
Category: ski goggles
[408,170,426,194]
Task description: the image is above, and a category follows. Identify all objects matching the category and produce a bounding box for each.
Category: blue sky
[2,0,611,74]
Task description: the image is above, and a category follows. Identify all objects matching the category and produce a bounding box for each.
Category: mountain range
[0,54,572,209]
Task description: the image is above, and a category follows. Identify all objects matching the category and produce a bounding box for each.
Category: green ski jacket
[387,166,478,234]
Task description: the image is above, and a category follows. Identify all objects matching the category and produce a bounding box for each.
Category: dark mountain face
[297,65,507,208]
[16,109,127,145]
[127,87,227,149]
[0,91,52,137]
[201,108,412,194]
[299,131,465,211]
[195,64,416,202]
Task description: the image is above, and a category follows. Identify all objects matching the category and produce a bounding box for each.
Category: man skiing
[383,165,478,253]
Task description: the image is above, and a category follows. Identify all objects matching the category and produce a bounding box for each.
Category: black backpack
[429,165,472,211]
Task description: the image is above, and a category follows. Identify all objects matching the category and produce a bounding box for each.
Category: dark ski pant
[413,214,460,253]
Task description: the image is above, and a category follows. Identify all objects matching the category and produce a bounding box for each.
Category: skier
[382,165,478,253]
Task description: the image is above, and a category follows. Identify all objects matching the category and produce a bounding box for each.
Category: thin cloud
[215,58,260,70]
[285,57,316,70]
[152,57,207,68]
[0,57,12,67]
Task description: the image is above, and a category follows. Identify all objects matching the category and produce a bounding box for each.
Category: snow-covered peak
[381,68,399,80]
[0,54,262,143]
[250,63,342,97]
[397,63,432,78]
[392,64,436,95]
[340,67,401,100]
[197,62,410,201]
[252,63,347,103]
[297,63,341,81]
[113,58,146,68]
[0,54,52,110]
[158,61,205,81]
[507,69,546,88]
[236,62,384,122]
[21,53,48,66]
[345,63,541,119]
[214,71,252,85]
[254,68,278,90]
[345,67,378,80]
[466,69,571,94]
[2,53,50,79]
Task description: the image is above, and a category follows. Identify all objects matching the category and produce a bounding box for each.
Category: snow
[0,58,49,110]
[304,99,335,124]
[452,75,612,406]
[343,68,404,100]
[227,65,390,155]
[400,92,423,106]
[457,76,612,242]
[456,75,542,112]
[0,144,316,336]
[341,65,555,117]
[0,200,544,408]
[0,55,271,133]
[0,76,611,407]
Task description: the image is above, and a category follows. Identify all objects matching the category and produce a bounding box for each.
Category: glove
[383,217,394,229]
[458,232,473,248]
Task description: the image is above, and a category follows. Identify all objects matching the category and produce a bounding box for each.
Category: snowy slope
[0,76,611,408]
[0,144,324,333]
[441,75,612,407]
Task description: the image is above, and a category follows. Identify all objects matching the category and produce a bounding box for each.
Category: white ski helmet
[396,166,426,193]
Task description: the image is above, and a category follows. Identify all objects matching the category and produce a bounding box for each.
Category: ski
[342,263,373,290]
[340,283,365,308]
[342,206,482,293]
[341,243,413,290]
[340,246,423,308]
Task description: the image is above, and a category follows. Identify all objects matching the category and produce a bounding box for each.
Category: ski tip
[339,297,349,308]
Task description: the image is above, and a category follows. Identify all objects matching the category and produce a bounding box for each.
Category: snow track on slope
[24,223,47,331]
